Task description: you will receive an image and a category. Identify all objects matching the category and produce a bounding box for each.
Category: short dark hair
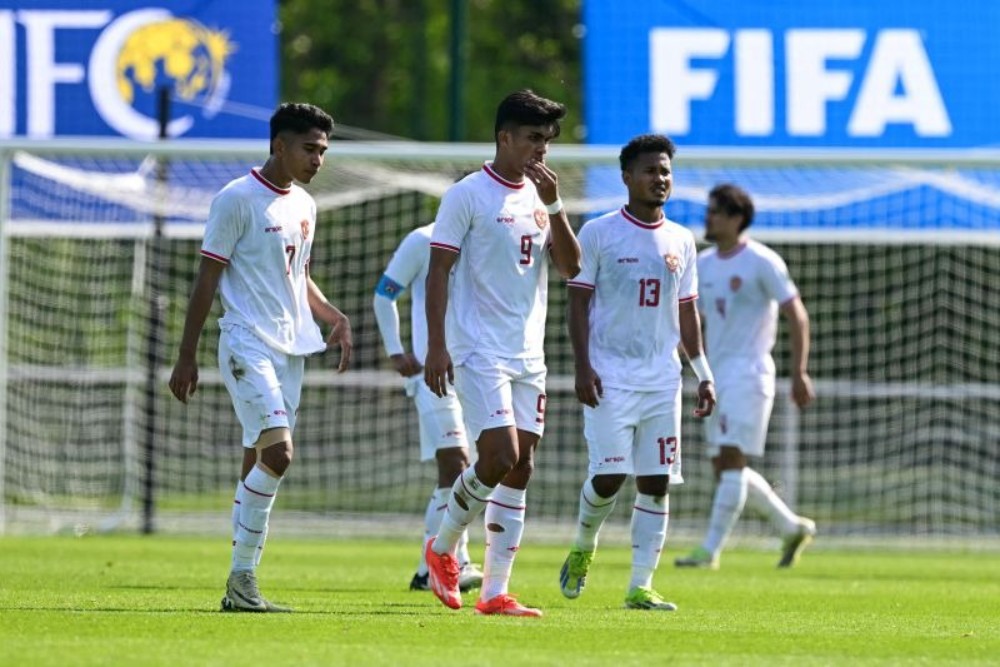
[494,89,567,140]
[619,134,676,171]
[269,102,334,153]
[709,183,755,231]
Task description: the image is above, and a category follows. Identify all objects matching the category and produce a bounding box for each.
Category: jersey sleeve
[381,228,428,294]
[200,189,245,264]
[430,184,472,253]
[678,229,699,302]
[566,221,598,290]
[759,250,798,305]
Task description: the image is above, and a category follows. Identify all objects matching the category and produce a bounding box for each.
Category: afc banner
[584,0,998,147]
[0,0,277,139]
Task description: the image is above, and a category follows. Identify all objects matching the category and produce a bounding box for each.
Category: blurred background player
[168,103,353,612]
[675,183,816,570]
[559,134,715,611]
[422,89,581,617]
[372,222,484,593]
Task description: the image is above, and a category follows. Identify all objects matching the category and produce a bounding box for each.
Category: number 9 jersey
[567,207,698,391]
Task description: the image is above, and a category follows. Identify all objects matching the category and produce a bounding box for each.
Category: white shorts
[406,376,469,461]
[704,380,775,457]
[218,325,303,448]
[583,385,683,482]
[453,353,547,442]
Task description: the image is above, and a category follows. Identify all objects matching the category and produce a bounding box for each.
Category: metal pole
[447,0,467,142]
[142,86,170,534]
[0,149,11,534]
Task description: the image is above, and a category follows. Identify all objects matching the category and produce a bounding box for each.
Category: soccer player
[168,103,353,612]
[372,222,484,593]
[422,89,581,617]
[558,134,716,611]
[675,183,816,570]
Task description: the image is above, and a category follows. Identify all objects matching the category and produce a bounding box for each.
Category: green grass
[1,536,997,666]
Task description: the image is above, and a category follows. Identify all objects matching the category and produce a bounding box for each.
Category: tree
[279,0,582,141]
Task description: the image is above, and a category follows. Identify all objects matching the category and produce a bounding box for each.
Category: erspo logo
[1,8,237,139]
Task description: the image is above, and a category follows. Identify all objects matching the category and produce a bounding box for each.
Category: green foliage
[279,0,582,140]
[1,536,998,666]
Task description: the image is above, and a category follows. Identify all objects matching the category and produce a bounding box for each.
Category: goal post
[1,137,998,546]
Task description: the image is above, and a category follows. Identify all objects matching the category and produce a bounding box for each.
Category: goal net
[1,139,998,547]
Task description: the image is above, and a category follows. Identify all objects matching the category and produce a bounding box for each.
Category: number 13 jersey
[568,207,699,391]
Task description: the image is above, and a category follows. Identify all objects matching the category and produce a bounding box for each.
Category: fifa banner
[0,0,276,139]
[583,0,1000,238]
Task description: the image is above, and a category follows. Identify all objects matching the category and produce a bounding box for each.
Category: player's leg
[424,355,513,609]
[474,357,545,617]
[218,327,296,612]
[561,387,633,599]
[698,445,748,563]
[624,388,679,611]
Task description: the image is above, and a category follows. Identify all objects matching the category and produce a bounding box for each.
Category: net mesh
[1,141,998,544]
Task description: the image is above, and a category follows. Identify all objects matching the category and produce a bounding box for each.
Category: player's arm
[525,160,580,278]
[424,247,458,397]
[307,276,353,373]
[568,285,601,407]
[372,274,421,377]
[679,299,716,417]
[169,256,225,403]
[780,296,815,409]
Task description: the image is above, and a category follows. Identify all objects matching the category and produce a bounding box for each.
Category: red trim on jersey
[679,294,699,303]
[621,206,664,229]
[567,280,595,290]
[430,242,461,254]
[250,168,291,195]
[482,162,525,190]
[716,242,748,259]
[200,250,230,265]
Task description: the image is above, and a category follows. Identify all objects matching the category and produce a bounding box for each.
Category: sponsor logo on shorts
[444,430,463,438]
[273,409,287,416]
[603,455,626,463]
[492,408,512,417]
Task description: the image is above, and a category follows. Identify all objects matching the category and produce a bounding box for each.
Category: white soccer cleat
[220,571,292,613]
[778,517,817,568]
[458,563,484,592]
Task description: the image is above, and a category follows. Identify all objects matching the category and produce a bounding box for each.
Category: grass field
[1,535,997,666]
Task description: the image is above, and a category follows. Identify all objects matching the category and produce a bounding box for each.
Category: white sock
[418,487,449,575]
[629,493,669,591]
[431,467,493,556]
[457,528,472,569]
[573,478,618,551]
[232,466,281,573]
[744,467,801,535]
[702,469,748,556]
[480,485,526,601]
[230,480,243,546]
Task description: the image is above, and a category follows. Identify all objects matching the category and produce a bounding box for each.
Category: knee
[259,442,293,477]
[436,447,470,484]
[591,474,626,499]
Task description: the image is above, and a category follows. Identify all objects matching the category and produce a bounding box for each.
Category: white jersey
[430,163,552,362]
[697,239,798,382]
[381,223,433,362]
[201,169,326,356]
[568,207,699,391]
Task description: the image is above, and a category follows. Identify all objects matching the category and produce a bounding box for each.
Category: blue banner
[1,0,277,139]
[584,0,1000,148]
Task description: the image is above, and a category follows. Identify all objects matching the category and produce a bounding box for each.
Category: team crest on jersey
[663,253,680,273]
[730,276,742,292]
[534,209,549,230]
[300,219,310,240]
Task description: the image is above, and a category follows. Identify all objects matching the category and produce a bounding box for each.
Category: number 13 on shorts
[657,436,678,465]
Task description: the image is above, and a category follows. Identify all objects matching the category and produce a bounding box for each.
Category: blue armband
[375,274,406,300]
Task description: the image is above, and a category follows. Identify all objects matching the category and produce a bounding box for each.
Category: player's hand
[423,345,454,397]
[168,357,198,404]
[791,371,815,409]
[524,159,559,204]
[693,380,716,418]
[390,352,422,378]
[326,315,353,373]
[575,365,603,408]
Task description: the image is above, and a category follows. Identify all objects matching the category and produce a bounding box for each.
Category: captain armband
[375,274,406,301]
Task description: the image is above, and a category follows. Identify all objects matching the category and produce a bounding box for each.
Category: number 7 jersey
[430,163,552,362]
[567,207,699,391]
